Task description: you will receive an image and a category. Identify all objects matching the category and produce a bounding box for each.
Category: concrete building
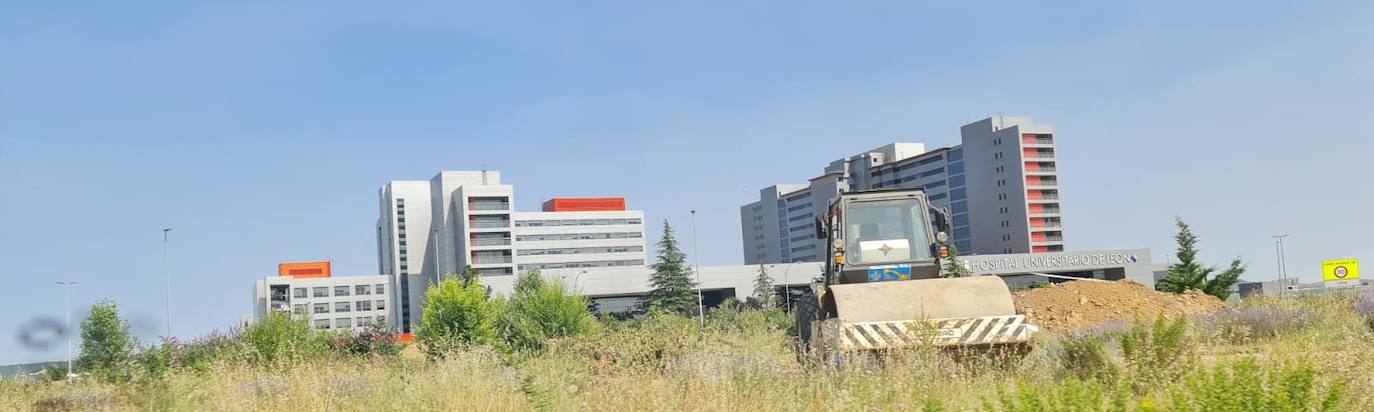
[378,171,647,331]
[513,198,646,272]
[377,181,432,333]
[741,116,1064,264]
[251,262,391,332]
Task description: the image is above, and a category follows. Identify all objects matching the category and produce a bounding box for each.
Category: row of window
[514,232,643,242]
[296,284,385,299]
[312,316,384,330]
[514,218,642,227]
[517,245,644,256]
[786,202,811,212]
[298,300,387,315]
[517,259,646,271]
[869,155,946,177]
[784,191,812,202]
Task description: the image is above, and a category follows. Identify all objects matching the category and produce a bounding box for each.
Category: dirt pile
[1013,280,1225,332]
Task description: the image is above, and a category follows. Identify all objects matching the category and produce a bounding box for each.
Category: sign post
[1322,258,1360,288]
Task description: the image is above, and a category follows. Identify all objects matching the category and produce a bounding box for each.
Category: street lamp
[56,281,78,381]
[162,228,172,339]
[1273,234,1290,285]
[689,210,704,329]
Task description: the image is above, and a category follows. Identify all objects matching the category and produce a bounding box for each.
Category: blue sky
[2,1,1371,364]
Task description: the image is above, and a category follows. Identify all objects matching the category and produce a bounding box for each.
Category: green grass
[4,293,1370,411]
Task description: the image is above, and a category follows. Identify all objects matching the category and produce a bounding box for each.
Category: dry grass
[4,293,1372,411]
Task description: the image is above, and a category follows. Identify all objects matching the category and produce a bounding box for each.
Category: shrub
[418,277,499,356]
[175,330,241,372]
[1168,357,1343,411]
[1119,316,1192,391]
[1059,334,1116,382]
[132,337,178,380]
[1354,290,1374,331]
[1199,306,1318,344]
[334,323,400,357]
[77,300,135,382]
[497,271,597,353]
[239,312,330,366]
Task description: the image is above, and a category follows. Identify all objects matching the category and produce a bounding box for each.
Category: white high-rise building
[377,181,432,333]
[741,116,1065,264]
[378,171,647,332]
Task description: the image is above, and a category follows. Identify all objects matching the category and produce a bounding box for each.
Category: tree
[497,270,596,352]
[644,220,698,314]
[943,243,971,277]
[417,276,498,355]
[77,300,134,382]
[751,265,777,309]
[1158,218,1246,300]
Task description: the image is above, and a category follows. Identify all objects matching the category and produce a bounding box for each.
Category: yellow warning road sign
[1322,259,1360,281]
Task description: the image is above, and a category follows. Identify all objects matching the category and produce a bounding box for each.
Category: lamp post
[56,281,78,381]
[162,228,172,339]
[689,210,704,329]
[1273,235,1289,284]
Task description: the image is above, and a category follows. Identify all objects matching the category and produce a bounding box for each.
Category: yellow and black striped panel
[828,315,1032,351]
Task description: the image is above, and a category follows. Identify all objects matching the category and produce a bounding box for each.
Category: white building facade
[741,116,1065,264]
[252,274,391,332]
[378,171,647,331]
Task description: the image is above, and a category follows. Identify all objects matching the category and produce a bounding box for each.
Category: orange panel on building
[542,197,626,212]
[279,261,332,278]
[1026,176,1041,186]
[1028,204,1045,214]
[1031,232,1048,242]
[1024,162,1039,171]
[1027,190,1043,200]
[1032,246,1050,253]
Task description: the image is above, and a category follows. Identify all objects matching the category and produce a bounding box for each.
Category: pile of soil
[1012,280,1225,332]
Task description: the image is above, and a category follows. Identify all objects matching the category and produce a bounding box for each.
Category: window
[376,284,385,294]
[335,302,351,313]
[312,287,328,298]
[948,175,966,187]
[949,149,963,162]
[948,162,964,175]
[293,304,306,314]
[376,300,386,310]
[334,286,350,296]
[355,285,370,295]
[953,214,970,227]
[313,303,329,314]
[336,318,352,329]
[950,188,967,201]
[951,202,968,214]
[376,315,386,324]
[928,192,948,201]
[314,319,330,329]
[294,288,307,298]
[842,198,934,265]
[357,316,373,326]
[357,300,372,311]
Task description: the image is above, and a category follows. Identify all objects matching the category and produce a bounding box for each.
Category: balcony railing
[1027,179,1058,187]
[471,256,513,264]
[469,220,511,228]
[1027,166,1057,172]
[1032,208,1062,214]
[1023,150,1056,159]
[1023,138,1054,145]
[471,238,512,246]
[468,202,510,211]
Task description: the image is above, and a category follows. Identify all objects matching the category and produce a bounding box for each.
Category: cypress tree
[645,220,698,314]
[1158,218,1245,300]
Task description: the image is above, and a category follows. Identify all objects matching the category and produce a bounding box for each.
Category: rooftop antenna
[996,112,1004,130]
[481,165,488,185]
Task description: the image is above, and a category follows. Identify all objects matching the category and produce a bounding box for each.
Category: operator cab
[818,189,950,285]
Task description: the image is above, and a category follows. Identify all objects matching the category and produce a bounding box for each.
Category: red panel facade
[542,197,626,212]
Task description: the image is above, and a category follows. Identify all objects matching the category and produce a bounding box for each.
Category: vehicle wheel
[793,288,819,363]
